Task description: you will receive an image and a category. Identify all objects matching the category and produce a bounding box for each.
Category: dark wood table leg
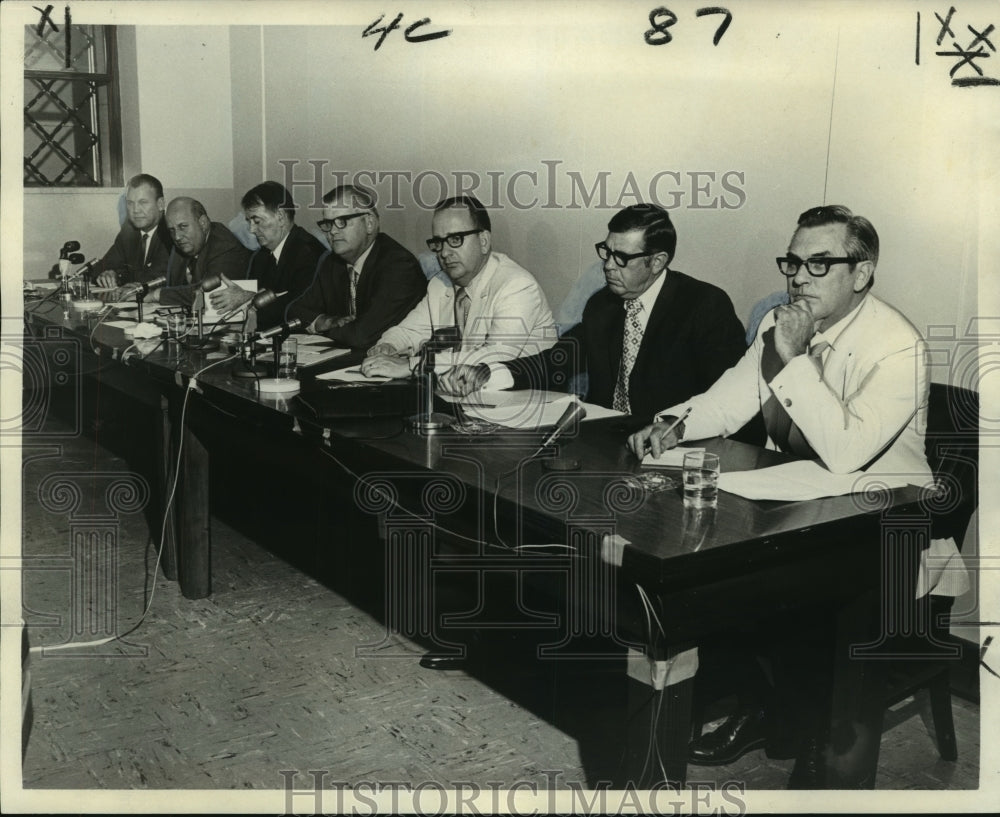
[177,397,211,599]
[618,644,696,788]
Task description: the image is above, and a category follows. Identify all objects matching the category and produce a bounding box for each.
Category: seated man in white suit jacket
[361,195,555,377]
[627,204,968,788]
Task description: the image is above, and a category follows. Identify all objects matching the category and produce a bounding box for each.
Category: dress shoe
[418,652,469,670]
[688,707,767,766]
[787,737,827,789]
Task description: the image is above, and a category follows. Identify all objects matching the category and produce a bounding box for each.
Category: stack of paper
[717,460,908,501]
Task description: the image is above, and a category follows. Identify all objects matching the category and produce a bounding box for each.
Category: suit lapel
[632,271,679,372]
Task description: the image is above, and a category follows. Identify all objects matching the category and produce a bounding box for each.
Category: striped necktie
[349,265,360,317]
[455,287,471,336]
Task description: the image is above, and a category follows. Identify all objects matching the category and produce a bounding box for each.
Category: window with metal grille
[24,24,123,187]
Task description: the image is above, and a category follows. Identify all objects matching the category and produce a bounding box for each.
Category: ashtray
[623,472,677,493]
[450,419,501,435]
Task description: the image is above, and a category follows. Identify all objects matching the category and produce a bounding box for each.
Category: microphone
[200,274,221,292]
[248,317,301,342]
[59,240,81,259]
[533,400,587,457]
[251,289,288,310]
[64,256,96,280]
[134,276,167,296]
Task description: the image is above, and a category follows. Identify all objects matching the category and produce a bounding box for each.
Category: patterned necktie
[349,265,360,317]
[612,298,645,413]
[455,287,471,337]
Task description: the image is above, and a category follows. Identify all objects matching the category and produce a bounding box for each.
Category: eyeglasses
[317,212,369,232]
[776,254,856,277]
[595,242,655,268]
[426,229,482,253]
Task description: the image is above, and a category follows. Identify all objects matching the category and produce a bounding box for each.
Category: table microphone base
[408,412,454,433]
[181,335,220,352]
[255,378,300,394]
[231,361,270,378]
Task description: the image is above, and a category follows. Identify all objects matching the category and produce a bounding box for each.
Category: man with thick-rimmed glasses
[626,204,967,788]
[361,195,555,378]
[286,184,426,349]
[438,202,747,423]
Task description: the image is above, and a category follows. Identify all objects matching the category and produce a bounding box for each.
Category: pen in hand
[641,406,692,457]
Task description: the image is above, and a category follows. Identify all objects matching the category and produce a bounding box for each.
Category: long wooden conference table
[23,293,935,789]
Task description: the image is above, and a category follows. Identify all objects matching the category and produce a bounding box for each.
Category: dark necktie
[761,331,830,458]
[185,256,196,284]
[139,232,150,269]
[258,248,276,284]
[612,298,645,413]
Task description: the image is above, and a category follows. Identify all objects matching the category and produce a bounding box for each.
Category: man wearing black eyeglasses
[361,195,555,378]
[438,203,747,423]
[285,184,426,349]
[627,205,965,788]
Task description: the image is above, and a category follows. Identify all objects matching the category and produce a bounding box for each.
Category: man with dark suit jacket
[286,184,426,349]
[439,203,746,420]
[146,197,250,308]
[208,181,326,329]
[95,173,174,287]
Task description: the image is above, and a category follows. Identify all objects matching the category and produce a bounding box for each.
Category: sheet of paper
[203,279,256,323]
[641,446,706,468]
[257,346,351,367]
[104,320,138,329]
[460,394,619,429]
[316,366,391,383]
[717,460,909,502]
[296,333,340,346]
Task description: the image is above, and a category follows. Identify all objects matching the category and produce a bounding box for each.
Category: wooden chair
[879,382,979,761]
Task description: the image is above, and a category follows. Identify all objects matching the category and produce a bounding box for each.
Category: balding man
[148,197,250,308]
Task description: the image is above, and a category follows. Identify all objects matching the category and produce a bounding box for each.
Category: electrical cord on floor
[29,354,238,655]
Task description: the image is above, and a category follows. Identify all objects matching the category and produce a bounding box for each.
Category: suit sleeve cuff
[486,363,514,391]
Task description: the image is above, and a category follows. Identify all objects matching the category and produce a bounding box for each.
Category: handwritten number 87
[645,6,733,46]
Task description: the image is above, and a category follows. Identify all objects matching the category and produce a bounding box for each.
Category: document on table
[461,391,621,429]
[202,279,256,324]
[717,460,909,501]
[316,366,391,383]
[257,345,351,367]
[641,446,706,468]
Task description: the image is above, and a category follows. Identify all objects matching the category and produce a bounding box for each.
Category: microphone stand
[180,290,220,352]
[408,341,454,434]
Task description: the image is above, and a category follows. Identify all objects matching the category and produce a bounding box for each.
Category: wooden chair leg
[928,670,958,761]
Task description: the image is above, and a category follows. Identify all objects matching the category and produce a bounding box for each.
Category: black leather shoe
[787,737,827,789]
[418,653,469,670]
[689,707,767,766]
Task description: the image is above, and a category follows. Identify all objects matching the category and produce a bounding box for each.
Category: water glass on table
[276,337,298,379]
[166,314,187,342]
[683,451,720,509]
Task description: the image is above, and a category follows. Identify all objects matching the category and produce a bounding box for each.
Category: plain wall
[18,1,993,360]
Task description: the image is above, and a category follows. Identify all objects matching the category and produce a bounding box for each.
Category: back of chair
[924,383,979,545]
